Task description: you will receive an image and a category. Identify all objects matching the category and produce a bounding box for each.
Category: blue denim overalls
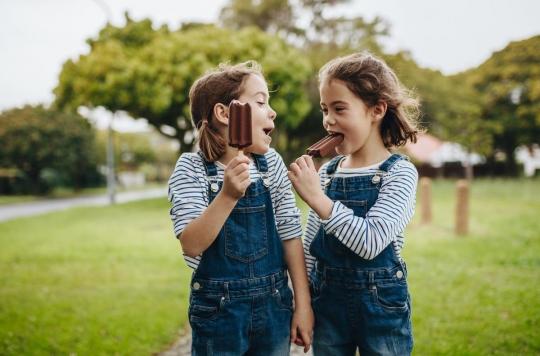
[188,152,293,355]
[309,154,413,356]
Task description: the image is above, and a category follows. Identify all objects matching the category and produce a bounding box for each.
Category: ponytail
[197,120,226,162]
[189,61,263,161]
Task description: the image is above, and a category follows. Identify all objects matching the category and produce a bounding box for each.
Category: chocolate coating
[306,133,344,157]
[228,100,252,149]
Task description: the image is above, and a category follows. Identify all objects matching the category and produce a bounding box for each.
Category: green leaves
[54,21,312,154]
[0,106,100,194]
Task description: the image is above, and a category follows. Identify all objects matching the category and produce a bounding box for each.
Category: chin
[335,146,348,156]
[246,143,270,155]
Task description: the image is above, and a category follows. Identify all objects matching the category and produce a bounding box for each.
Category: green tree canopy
[459,35,540,169]
[54,15,312,154]
[0,105,100,194]
[385,52,492,157]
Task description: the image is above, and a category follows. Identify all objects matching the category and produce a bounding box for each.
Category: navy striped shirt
[303,157,418,275]
[168,149,303,270]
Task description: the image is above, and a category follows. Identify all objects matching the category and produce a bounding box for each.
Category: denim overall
[188,152,293,355]
[309,154,413,356]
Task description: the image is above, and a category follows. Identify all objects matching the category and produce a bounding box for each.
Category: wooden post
[455,179,469,235]
[420,177,432,224]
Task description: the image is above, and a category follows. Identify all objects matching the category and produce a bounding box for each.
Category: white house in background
[515,144,540,177]
[404,133,484,167]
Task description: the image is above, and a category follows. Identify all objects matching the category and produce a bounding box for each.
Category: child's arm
[178,155,251,257]
[290,155,418,260]
[269,150,313,351]
[283,239,313,352]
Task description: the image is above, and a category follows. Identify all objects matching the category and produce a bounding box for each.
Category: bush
[0,105,103,194]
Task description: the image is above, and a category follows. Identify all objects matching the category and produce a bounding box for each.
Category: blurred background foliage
[2,0,540,195]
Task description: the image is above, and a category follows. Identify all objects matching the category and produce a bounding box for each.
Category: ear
[371,101,387,122]
[213,103,229,125]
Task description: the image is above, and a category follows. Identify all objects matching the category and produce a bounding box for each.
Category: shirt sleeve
[168,153,208,238]
[302,163,329,276]
[268,150,304,241]
[321,160,418,260]
[303,208,320,276]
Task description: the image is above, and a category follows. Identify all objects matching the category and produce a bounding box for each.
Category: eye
[335,106,345,113]
[257,101,266,107]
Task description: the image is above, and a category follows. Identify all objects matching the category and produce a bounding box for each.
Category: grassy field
[0,179,539,355]
[0,199,190,355]
[405,179,540,355]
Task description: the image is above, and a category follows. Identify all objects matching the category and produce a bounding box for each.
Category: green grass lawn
[406,179,540,355]
[0,179,539,355]
[0,199,190,355]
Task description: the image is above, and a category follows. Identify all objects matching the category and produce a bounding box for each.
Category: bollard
[455,179,469,235]
[420,177,432,224]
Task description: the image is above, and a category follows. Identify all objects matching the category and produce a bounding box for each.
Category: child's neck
[217,147,251,166]
[342,145,391,169]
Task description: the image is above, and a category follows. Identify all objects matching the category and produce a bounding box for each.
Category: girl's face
[237,74,276,155]
[319,78,380,156]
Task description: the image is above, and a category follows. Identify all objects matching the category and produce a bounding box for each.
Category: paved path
[0,187,167,222]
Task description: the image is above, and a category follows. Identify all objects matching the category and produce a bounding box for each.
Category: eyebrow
[320,100,348,106]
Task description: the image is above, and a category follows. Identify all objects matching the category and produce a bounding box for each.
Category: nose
[323,114,335,130]
[268,107,277,121]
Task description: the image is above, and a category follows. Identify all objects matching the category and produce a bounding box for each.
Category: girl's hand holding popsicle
[221,100,253,200]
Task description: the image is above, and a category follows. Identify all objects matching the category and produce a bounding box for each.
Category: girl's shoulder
[384,157,418,183]
[387,157,418,174]
[170,152,206,182]
[178,151,204,163]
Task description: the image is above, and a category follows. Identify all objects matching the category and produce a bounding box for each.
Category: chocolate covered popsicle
[228,100,252,155]
[306,133,344,158]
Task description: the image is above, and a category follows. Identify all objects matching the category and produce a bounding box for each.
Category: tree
[386,53,492,148]
[54,15,312,155]
[219,0,387,52]
[218,0,389,161]
[0,106,100,194]
[460,35,540,172]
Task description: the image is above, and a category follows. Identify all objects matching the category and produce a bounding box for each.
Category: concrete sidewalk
[0,187,167,222]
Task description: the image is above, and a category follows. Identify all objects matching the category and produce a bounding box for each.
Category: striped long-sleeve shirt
[303,157,418,275]
[168,149,303,270]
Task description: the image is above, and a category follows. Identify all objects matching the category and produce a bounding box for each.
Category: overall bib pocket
[224,204,268,262]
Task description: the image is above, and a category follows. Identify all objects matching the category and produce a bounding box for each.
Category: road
[0,187,167,222]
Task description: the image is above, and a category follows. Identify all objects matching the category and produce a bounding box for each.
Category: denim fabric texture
[309,154,413,356]
[189,152,292,355]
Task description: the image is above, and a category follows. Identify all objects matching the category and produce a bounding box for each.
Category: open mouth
[263,128,273,136]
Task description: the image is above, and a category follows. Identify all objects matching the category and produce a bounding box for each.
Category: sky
[1,0,539,124]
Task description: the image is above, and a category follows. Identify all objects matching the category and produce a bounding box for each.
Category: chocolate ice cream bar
[306,133,344,157]
[228,100,252,150]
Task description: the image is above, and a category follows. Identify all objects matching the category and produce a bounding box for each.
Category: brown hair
[189,61,263,161]
[319,52,420,148]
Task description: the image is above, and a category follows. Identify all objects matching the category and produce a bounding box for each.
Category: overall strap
[325,155,345,175]
[252,153,268,173]
[379,153,408,173]
[197,151,218,177]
